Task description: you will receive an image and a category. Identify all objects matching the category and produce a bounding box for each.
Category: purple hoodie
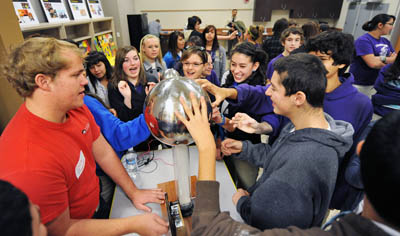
[266,54,284,80]
[230,73,372,143]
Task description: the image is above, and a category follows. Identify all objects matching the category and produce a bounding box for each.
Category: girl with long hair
[202,25,227,80]
[85,51,113,106]
[218,42,268,189]
[163,31,185,69]
[139,34,166,82]
[108,46,159,151]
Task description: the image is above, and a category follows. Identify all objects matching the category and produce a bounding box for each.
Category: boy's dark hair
[302,21,319,41]
[187,16,202,30]
[383,50,400,83]
[85,51,113,93]
[185,35,204,48]
[272,18,289,37]
[305,31,354,77]
[362,14,396,31]
[202,25,220,51]
[360,111,400,227]
[168,31,185,59]
[224,42,268,87]
[280,27,304,43]
[273,53,327,108]
[0,180,32,236]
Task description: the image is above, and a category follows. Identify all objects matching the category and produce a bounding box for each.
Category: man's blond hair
[2,37,84,97]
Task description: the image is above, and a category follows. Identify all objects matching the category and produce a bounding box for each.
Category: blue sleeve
[163,52,174,69]
[354,36,374,56]
[228,84,270,114]
[84,96,150,153]
[207,70,221,87]
[266,60,274,79]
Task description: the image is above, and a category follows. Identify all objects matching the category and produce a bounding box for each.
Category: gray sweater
[236,114,354,230]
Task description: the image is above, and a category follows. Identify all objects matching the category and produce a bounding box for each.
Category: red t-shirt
[0,103,100,224]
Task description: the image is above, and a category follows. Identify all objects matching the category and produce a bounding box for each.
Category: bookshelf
[20,16,117,51]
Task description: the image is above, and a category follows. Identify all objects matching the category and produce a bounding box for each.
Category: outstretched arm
[175,93,216,180]
[230,112,273,134]
[92,134,165,212]
[195,79,238,107]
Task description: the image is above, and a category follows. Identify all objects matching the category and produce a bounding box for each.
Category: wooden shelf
[73,35,92,42]
[94,30,112,37]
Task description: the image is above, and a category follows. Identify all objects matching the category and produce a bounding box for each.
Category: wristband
[217,113,226,126]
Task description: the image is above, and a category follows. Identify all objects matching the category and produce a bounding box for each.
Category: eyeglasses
[182,62,204,68]
[386,22,394,26]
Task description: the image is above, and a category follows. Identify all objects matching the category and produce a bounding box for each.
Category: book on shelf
[78,39,91,56]
[12,0,39,26]
[39,0,70,23]
[94,33,117,66]
[67,0,90,20]
[86,0,104,18]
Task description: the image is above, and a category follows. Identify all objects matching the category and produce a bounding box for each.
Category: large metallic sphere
[144,75,212,146]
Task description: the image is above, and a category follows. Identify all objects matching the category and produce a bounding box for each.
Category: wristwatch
[380,55,387,64]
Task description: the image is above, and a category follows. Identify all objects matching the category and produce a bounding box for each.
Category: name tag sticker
[75,151,85,179]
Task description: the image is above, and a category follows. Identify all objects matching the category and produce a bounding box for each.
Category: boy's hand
[221,138,243,156]
[230,112,259,134]
[195,79,226,107]
[232,188,249,206]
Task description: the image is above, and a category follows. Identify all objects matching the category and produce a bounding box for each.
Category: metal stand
[172,144,193,217]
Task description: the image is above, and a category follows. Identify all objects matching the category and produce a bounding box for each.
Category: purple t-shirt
[266,53,284,80]
[350,33,394,86]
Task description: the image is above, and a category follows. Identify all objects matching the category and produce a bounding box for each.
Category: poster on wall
[86,0,104,18]
[67,0,90,20]
[39,0,70,23]
[12,0,39,26]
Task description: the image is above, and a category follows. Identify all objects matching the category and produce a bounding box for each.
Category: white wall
[133,0,255,29]
[133,0,340,29]
[103,0,136,47]
[336,0,400,29]
[102,0,400,47]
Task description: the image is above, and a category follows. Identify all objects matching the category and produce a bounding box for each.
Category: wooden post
[0,0,25,133]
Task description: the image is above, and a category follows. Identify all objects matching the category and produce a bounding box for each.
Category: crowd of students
[0,9,399,236]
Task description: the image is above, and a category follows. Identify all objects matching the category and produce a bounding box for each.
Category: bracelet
[217,113,226,126]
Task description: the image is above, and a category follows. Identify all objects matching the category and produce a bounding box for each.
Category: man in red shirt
[0,37,168,236]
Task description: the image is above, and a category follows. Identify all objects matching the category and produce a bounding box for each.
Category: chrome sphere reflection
[144,75,212,146]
